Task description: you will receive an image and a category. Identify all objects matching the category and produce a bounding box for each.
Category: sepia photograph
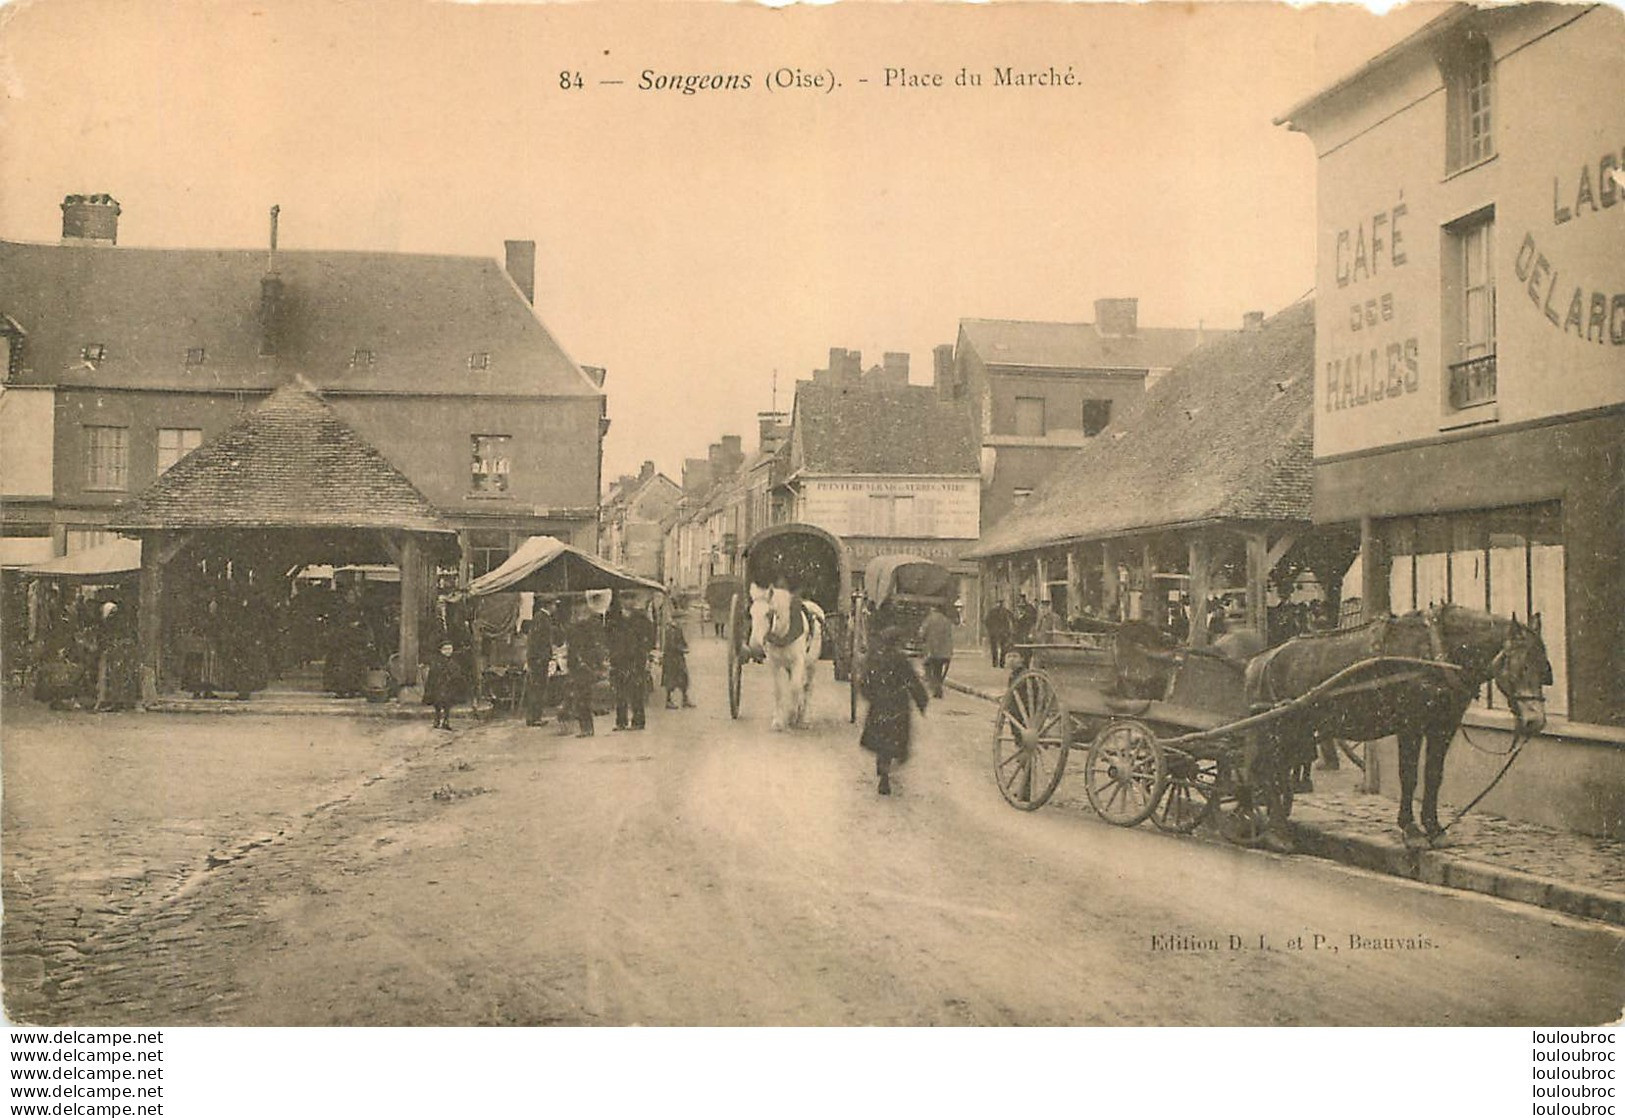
[0,0,1621,1107]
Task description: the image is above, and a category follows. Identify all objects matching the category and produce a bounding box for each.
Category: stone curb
[943,677,1625,929]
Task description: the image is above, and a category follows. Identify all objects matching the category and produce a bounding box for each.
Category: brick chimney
[504,240,536,305]
[1243,310,1265,331]
[882,352,909,387]
[758,411,789,454]
[933,343,958,400]
[1094,297,1139,337]
[639,460,656,482]
[60,194,120,245]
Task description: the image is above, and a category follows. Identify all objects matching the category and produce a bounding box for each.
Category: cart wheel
[1083,719,1167,827]
[1153,749,1219,834]
[992,670,1069,810]
[726,593,743,720]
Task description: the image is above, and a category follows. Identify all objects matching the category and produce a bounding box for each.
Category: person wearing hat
[858,624,929,796]
[565,598,608,737]
[606,594,653,731]
[522,601,557,727]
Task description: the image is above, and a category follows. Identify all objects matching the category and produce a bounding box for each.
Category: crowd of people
[27,587,141,711]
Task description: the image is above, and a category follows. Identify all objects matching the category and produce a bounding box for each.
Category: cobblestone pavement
[941,654,1625,902]
[3,651,1621,1027]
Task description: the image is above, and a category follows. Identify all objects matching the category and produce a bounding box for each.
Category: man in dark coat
[918,604,955,699]
[1013,595,1038,645]
[565,601,607,737]
[522,604,557,726]
[984,601,1013,668]
[606,597,653,731]
[859,626,929,796]
[662,616,692,709]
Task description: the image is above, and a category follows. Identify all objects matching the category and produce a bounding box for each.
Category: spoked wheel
[726,593,743,720]
[991,670,1069,810]
[1083,719,1168,827]
[1153,748,1219,834]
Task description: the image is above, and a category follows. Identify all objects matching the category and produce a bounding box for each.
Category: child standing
[423,639,469,730]
[859,626,929,796]
[662,616,693,709]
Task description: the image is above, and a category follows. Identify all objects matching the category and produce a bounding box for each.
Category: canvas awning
[864,554,958,609]
[20,537,143,580]
[466,536,664,597]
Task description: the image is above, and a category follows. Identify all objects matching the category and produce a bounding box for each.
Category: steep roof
[958,318,1225,373]
[789,383,979,477]
[0,240,600,397]
[968,300,1315,558]
[113,381,452,532]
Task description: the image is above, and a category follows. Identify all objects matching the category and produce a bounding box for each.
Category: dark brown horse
[1242,604,1551,851]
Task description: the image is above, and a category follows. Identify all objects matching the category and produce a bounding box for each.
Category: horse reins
[1437,632,1540,835]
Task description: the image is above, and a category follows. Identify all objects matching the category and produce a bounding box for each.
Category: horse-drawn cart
[849,554,958,722]
[725,523,854,720]
[989,612,1543,847]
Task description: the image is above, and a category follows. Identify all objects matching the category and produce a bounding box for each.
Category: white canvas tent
[466,536,663,597]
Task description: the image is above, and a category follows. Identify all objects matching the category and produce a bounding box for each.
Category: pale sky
[0,0,1445,484]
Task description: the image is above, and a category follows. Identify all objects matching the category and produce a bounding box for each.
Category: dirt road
[5,638,1621,1026]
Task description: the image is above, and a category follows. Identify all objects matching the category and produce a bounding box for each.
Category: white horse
[746,583,825,731]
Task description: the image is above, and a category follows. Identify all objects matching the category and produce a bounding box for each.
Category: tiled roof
[958,318,1225,372]
[968,300,1315,558]
[112,381,452,532]
[0,240,600,397]
[790,383,979,477]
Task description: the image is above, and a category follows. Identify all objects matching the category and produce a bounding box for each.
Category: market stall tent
[467,536,664,597]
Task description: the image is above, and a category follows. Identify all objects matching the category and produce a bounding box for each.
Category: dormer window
[1443,31,1495,174]
[185,347,207,367]
[351,348,375,368]
[81,343,107,365]
[468,352,490,371]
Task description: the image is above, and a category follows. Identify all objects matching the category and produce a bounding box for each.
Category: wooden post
[1246,530,1269,638]
[398,534,423,686]
[138,536,164,704]
[1102,541,1120,620]
[1359,516,1389,622]
[1035,554,1050,604]
[1066,548,1081,622]
[1139,540,1156,622]
[1188,535,1212,647]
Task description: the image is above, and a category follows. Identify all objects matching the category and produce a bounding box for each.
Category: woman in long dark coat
[859,626,929,796]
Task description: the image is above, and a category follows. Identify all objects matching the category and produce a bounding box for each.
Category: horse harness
[763,594,816,650]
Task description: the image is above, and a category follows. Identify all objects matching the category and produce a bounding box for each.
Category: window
[351,348,375,368]
[468,352,490,371]
[66,528,116,554]
[83,426,128,490]
[1082,399,1112,436]
[1014,396,1046,437]
[157,427,203,472]
[1385,502,1566,715]
[81,343,107,365]
[467,531,511,579]
[1445,211,1496,410]
[1444,32,1494,173]
[184,347,207,366]
[470,434,511,493]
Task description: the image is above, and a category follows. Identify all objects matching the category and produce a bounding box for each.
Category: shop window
[1385,501,1566,715]
[157,427,203,473]
[1081,399,1112,436]
[1444,210,1496,412]
[83,425,128,491]
[470,434,511,493]
[1443,32,1495,173]
[1014,396,1045,437]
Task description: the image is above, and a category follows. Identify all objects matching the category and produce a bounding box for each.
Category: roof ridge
[0,238,496,264]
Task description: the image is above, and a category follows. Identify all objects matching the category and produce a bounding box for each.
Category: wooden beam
[137,534,166,703]
[1266,532,1298,571]
[1065,548,1080,620]
[1139,540,1156,622]
[376,531,402,566]
[1101,541,1120,621]
[1359,516,1389,621]
[1246,530,1269,637]
[1187,535,1212,647]
[398,534,423,686]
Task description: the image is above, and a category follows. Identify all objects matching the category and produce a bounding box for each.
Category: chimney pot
[504,240,536,305]
[61,193,121,245]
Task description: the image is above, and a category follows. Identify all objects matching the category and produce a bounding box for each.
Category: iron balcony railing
[1448,352,1497,410]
